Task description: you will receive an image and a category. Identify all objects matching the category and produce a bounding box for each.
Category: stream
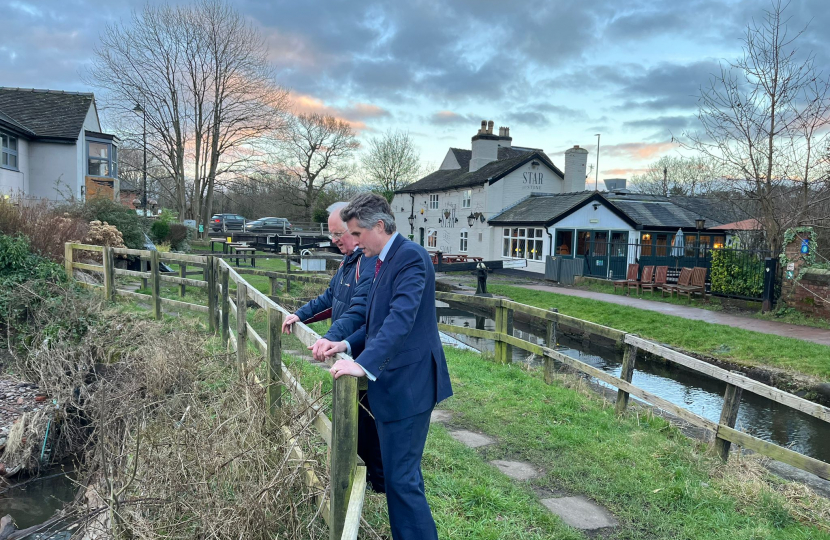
[437,299,830,465]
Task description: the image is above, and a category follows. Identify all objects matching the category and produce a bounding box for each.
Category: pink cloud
[601,141,677,160]
[287,92,390,132]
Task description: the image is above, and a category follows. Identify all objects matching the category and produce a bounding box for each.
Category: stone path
[433,409,618,532]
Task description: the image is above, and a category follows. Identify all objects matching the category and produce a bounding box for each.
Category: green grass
[283,346,829,539]
[488,283,830,382]
[575,279,830,330]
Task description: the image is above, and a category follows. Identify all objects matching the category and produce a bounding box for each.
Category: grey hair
[327,201,349,215]
[340,193,397,234]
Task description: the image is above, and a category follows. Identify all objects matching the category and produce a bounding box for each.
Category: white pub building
[392,120,735,278]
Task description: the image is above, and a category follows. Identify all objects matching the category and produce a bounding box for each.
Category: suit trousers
[374,407,438,540]
[358,389,385,493]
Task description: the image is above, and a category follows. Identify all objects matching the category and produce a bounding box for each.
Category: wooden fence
[436,291,830,481]
[64,243,363,540]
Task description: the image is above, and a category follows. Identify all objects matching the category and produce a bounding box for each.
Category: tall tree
[275,114,359,221]
[86,0,288,235]
[361,129,421,200]
[630,155,721,196]
[681,0,830,252]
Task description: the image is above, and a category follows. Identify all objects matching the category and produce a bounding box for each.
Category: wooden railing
[436,291,830,481]
[65,243,363,540]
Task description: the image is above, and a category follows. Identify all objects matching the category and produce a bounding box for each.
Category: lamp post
[408,213,415,237]
[695,217,706,264]
[467,212,475,228]
[595,133,601,192]
[133,103,147,217]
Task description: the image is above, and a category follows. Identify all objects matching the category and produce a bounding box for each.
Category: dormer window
[87,137,118,178]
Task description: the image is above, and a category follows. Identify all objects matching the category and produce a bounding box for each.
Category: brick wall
[790,269,830,318]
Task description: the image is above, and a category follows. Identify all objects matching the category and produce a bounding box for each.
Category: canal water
[437,300,830,465]
[0,468,78,529]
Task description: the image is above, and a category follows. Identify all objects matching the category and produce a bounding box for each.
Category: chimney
[563,145,589,192]
[470,120,501,172]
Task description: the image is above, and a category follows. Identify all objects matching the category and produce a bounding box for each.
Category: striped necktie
[374,258,382,278]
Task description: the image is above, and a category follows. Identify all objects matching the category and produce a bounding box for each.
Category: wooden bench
[229,244,256,267]
[641,265,667,295]
[662,267,692,298]
[613,263,639,294]
[673,266,707,302]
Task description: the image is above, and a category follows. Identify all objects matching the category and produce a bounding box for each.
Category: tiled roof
[489,191,743,229]
[0,88,95,140]
[398,149,562,193]
[489,192,594,224]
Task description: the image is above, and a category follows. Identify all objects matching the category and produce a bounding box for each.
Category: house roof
[488,192,595,224]
[0,88,96,140]
[398,148,563,193]
[489,191,738,230]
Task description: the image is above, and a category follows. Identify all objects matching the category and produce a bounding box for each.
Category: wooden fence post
[543,308,558,384]
[150,250,161,320]
[267,306,283,413]
[715,383,743,461]
[269,276,278,296]
[236,283,248,374]
[64,243,74,278]
[329,375,358,540]
[141,258,149,291]
[615,342,639,415]
[103,246,115,301]
[285,252,292,293]
[494,300,512,363]
[221,265,230,347]
[178,263,186,297]
[207,256,216,334]
[212,258,221,331]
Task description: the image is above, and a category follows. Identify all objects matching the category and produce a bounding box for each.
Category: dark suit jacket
[347,234,453,422]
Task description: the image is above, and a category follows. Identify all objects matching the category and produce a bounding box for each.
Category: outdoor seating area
[612,263,708,302]
[431,253,484,264]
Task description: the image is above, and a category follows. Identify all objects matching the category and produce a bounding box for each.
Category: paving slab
[448,429,495,448]
[489,460,540,480]
[540,496,618,530]
[430,409,453,423]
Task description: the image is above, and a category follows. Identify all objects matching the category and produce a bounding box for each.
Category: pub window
[555,230,573,256]
[503,227,543,260]
[427,230,437,248]
[640,233,652,256]
[655,234,668,257]
[429,194,439,209]
[1,132,18,171]
[461,189,471,208]
[459,231,468,252]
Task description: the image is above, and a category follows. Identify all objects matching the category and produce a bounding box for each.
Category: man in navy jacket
[282,204,384,492]
[320,193,453,540]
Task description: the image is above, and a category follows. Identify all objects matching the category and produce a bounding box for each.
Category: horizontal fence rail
[64,243,363,540]
[435,291,830,481]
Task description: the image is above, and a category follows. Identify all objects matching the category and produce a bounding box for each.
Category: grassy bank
[284,346,830,539]
[488,283,830,382]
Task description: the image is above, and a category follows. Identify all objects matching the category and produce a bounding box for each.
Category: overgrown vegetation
[0,198,88,262]
[64,198,147,249]
[710,248,764,297]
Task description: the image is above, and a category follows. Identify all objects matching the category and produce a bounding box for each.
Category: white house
[0,88,120,202]
[393,120,742,277]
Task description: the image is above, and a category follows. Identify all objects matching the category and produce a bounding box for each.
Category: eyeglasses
[329,231,346,241]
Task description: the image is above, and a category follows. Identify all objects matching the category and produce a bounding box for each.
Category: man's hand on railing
[309,337,340,361]
[282,313,301,334]
[329,358,366,380]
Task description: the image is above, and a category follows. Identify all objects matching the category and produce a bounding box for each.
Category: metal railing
[64,243,363,540]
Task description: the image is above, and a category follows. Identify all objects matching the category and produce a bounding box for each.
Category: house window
[461,189,471,208]
[427,230,437,248]
[555,230,574,256]
[87,138,118,178]
[459,231,468,252]
[429,194,439,209]
[1,133,18,171]
[503,227,544,261]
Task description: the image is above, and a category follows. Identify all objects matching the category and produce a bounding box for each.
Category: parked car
[245,217,292,233]
[210,213,246,233]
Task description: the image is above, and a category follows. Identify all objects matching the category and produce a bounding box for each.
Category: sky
[2,0,829,189]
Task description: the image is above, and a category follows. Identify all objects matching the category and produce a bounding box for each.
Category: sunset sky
[2,0,828,187]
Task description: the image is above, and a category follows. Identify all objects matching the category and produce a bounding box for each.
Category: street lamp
[133,103,147,217]
[695,217,706,261]
[467,212,476,227]
[408,213,415,230]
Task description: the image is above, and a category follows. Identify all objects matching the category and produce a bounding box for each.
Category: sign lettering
[522,171,544,190]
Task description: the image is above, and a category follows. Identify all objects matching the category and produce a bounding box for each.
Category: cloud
[506,111,550,127]
[602,168,650,177]
[602,142,677,160]
[622,115,698,140]
[287,92,390,130]
[429,111,477,126]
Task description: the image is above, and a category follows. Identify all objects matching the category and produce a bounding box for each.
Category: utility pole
[594,133,600,192]
[133,103,148,216]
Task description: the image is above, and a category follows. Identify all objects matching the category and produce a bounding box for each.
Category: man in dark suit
[318,193,453,540]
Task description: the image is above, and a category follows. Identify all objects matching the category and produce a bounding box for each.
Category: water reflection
[437,300,830,464]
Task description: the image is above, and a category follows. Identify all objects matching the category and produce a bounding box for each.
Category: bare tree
[681,0,830,252]
[361,129,421,199]
[274,114,359,221]
[630,155,722,196]
[86,0,288,235]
